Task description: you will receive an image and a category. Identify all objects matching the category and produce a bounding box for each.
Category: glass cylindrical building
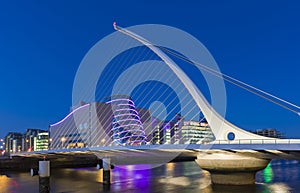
[106,95,147,146]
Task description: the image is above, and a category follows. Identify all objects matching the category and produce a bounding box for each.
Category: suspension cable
[113,22,300,116]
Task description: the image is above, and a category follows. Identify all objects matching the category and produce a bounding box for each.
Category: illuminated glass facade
[150,120,175,145]
[36,132,49,151]
[181,120,215,144]
[106,95,147,146]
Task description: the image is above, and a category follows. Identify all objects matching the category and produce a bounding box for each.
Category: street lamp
[61,137,66,149]
[48,138,52,150]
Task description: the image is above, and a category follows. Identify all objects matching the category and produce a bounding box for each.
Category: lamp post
[61,137,66,149]
[29,135,33,151]
[49,138,52,150]
[26,139,29,151]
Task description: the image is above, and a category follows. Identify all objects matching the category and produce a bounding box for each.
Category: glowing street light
[61,137,66,148]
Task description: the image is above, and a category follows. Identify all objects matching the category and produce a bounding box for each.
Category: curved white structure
[114,24,270,141]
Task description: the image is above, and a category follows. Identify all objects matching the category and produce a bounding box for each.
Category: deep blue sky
[0,1,299,138]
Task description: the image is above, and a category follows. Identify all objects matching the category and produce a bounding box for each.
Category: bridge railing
[211,139,300,145]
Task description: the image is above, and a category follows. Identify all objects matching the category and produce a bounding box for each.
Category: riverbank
[0,154,99,172]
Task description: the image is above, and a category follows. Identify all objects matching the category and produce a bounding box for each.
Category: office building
[151,118,214,145]
[22,128,47,152]
[5,132,23,153]
[36,132,49,151]
[151,119,175,145]
[181,120,215,144]
[254,128,285,139]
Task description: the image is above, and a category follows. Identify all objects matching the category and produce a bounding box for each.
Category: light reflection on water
[262,163,273,183]
[0,160,299,193]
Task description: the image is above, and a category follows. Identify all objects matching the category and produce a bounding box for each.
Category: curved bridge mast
[113,22,269,142]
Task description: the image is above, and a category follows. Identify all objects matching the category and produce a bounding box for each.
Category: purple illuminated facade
[106,95,147,146]
[49,97,150,149]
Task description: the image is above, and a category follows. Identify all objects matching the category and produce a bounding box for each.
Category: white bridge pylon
[114,23,270,142]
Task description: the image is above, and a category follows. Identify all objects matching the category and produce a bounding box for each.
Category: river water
[0,160,299,193]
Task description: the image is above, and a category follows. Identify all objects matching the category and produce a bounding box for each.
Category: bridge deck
[11,143,300,165]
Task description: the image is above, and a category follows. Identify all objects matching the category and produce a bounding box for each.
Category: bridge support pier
[102,158,111,185]
[195,152,270,185]
[38,160,50,193]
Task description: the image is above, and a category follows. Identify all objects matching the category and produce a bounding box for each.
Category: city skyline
[0,1,300,138]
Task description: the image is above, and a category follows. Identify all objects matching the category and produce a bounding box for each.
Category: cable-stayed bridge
[11,23,300,185]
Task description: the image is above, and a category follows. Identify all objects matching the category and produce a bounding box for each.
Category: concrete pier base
[102,158,111,185]
[195,152,270,185]
[39,176,50,193]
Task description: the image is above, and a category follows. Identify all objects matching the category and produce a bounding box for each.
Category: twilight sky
[0,1,299,138]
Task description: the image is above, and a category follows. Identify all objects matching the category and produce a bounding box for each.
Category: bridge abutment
[195,152,270,185]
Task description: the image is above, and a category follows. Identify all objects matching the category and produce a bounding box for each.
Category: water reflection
[0,175,12,193]
[111,164,151,192]
[0,161,299,193]
[263,163,273,183]
[267,183,292,193]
